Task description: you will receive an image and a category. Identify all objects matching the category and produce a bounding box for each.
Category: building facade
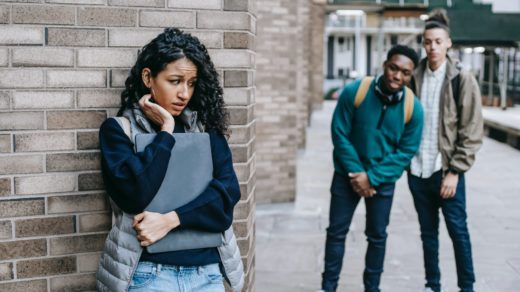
[325,0,520,105]
[325,11,423,93]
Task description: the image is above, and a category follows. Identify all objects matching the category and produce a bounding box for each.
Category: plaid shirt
[410,61,447,178]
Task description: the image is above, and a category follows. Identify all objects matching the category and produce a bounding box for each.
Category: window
[338,37,345,52]
[390,35,398,46]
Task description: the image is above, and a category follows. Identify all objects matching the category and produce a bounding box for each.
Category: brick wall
[255,0,323,203]
[255,0,297,203]
[310,0,325,111]
[295,0,311,149]
[0,0,256,291]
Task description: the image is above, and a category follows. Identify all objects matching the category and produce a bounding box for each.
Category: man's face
[423,28,452,65]
[382,54,415,93]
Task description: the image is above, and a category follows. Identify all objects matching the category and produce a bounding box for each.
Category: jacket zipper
[376,105,387,129]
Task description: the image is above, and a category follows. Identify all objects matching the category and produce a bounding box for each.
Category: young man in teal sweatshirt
[321,45,424,292]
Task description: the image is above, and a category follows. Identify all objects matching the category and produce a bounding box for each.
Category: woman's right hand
[138,94,175,133]
[133,211,180,247]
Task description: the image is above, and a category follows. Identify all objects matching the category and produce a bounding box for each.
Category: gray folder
[134,133,223,253]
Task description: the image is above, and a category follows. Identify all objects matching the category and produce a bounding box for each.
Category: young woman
[96,28,243,292]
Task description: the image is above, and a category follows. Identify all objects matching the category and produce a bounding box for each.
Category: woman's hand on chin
[132,211,180,247]
[138,94,175,133]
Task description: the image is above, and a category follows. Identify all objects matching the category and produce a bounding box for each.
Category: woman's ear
[141,68,152,88]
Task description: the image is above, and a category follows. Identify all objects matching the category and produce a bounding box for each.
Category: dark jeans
[408,171,475,292]
[322,172,395,292]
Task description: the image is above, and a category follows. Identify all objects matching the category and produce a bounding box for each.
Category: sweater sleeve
[99,118,175,214]
[366,98,424,186]
[331,82,365,174]
[174,131,241,233]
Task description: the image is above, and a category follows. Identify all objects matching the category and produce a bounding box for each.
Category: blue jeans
[322,172,395,292]
[408,171,475,292]
[129,261,225,292]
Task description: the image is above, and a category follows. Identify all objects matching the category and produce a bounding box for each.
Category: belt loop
[198,266,203,275]
[156,263,162,273]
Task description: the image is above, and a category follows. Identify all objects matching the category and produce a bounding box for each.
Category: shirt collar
[426,60,447,79]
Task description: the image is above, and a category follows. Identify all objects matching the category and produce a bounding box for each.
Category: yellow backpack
[354,77,415,124]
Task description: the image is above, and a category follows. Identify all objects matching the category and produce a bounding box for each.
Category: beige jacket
[413,57,484,173]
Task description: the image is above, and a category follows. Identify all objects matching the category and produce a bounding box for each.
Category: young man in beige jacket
[408,9,484,292]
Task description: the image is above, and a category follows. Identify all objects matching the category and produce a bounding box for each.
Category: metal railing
[326,14,423,28]
[328,0,453,6]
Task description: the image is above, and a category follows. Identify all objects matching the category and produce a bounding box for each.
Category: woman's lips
[171,103,186,111]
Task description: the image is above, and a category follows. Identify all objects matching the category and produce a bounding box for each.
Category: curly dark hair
[117,27,228,134]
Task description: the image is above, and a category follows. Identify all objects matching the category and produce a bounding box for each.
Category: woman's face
[143,57,198,116]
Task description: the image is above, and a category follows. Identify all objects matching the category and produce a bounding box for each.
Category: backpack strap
[113,116,132,142]
[451,74,461,118]
[354,77,374,108]
[403,86,415,124]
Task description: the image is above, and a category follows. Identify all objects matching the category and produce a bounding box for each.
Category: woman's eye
[169,80,180,85]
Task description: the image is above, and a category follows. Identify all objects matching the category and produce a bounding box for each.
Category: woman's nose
[178,84,189,100]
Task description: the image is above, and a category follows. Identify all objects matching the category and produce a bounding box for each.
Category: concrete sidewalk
[255,100,520,292]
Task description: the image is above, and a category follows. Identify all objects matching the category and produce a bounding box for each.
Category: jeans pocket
[204,264,224,285]
[206,272,224,284]
[129,263,157,289]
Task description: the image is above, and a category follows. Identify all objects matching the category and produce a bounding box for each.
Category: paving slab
[256,100,520,292]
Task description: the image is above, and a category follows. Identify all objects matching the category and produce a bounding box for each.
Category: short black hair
[387,45,419,68]
[424,9,450,35]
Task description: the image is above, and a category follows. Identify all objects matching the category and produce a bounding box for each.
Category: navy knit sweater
[99,117,241,266]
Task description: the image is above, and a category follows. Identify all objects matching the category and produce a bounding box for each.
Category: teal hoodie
[331,78,424,187]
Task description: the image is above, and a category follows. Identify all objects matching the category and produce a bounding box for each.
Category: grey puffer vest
[96,107,244,292]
